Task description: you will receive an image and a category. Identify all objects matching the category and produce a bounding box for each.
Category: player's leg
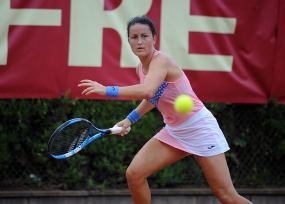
[126,137,190,204]
[194,153,252,204]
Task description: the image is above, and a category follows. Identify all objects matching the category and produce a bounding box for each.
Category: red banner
[0,0,284,103]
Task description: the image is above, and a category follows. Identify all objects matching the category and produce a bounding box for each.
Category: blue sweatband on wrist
[106,86,119,97]
[127,110,141,124]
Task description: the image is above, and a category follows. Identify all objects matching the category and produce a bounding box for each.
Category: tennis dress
[138,50,230,156]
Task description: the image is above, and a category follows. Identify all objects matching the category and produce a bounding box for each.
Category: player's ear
[153,35,156,46]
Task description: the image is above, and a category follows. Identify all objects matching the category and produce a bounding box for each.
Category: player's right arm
[135,99,154,117]
[115,65,155,135]
[115,99,154,136]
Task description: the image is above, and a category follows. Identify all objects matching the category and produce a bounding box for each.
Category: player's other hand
[78,80,106,96]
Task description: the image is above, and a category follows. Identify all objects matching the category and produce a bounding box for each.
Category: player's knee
[214,188,239,204]
[126,166,140,182]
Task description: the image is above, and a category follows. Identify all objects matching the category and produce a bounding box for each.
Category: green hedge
[0,99,285,190]
[0,98,165,190]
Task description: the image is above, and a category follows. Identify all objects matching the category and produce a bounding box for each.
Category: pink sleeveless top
[138,50,204,126]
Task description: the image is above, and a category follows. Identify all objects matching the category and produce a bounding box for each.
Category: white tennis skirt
[154,106,230,157]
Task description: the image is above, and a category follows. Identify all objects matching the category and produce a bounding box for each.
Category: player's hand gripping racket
[47,118,130,159]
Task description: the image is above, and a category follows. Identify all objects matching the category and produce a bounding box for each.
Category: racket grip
[110,125,131,134]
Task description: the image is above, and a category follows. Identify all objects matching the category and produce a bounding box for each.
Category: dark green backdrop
[0,98,284,190]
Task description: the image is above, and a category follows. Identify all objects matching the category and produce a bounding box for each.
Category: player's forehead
[129,23,152,35]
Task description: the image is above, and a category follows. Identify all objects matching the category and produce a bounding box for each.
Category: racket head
[47,118,96,159]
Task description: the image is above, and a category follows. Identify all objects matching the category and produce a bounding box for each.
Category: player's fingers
[78,83,88,87]
[113,124,125,136]
[82,87,94,95]
[81,88,88,94]
[80,79,94,83]
[116,124,125,136]
[78,82,93,87]
[84,89,98,96]
[120,125,131,136]
[78,80,97,87]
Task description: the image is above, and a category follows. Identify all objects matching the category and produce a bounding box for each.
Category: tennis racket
[47,118,130,159]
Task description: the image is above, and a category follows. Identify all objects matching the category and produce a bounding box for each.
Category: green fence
[0,99,284,190]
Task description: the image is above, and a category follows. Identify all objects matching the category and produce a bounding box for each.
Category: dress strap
[152,50,161,59]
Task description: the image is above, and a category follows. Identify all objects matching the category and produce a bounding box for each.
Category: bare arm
[136,99,155,116]
[116,99,154,136]
[78,54,169,99]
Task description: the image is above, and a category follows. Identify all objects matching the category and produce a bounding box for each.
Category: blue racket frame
[48,118,119,159]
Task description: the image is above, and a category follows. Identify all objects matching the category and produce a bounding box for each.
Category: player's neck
[140,49,156,74]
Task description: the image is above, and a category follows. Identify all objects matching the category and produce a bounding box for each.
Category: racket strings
[50,122,91,156]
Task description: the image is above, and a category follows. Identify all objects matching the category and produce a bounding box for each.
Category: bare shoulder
[154,51,183,82]
[156,51,172,61]
[152,51,177,66]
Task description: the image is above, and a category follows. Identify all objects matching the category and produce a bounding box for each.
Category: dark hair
[127,15,156,37]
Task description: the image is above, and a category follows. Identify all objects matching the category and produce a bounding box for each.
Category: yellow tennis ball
[174,95,193,114]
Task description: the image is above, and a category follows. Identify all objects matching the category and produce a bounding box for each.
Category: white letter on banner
[68,0,152,67]
[161,0,236,71]
[0,0,61,65]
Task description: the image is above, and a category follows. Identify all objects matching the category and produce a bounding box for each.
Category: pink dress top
[138,50,204,126]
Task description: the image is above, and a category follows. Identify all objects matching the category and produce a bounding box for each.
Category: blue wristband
[127,110,141,124]
[106,86,119,97]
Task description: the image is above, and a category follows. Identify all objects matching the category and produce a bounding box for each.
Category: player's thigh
[194,153,236,195]
[127,137,190,179]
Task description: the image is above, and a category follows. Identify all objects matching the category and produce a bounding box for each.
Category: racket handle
[110,125,131,134]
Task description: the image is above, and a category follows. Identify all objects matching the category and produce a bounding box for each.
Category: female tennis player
[78,15,252,204]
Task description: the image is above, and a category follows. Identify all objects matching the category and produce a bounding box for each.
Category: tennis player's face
[128,23,156,57]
